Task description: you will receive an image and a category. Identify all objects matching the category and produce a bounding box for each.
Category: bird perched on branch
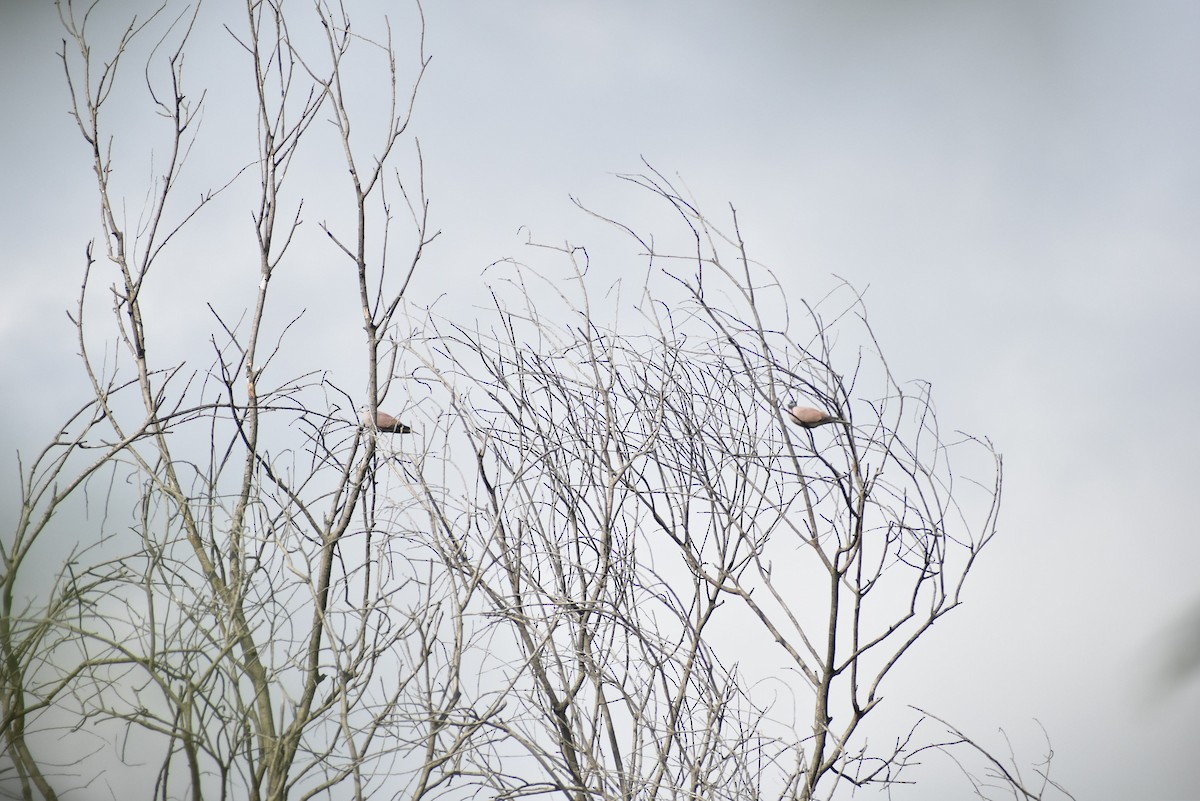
[361,409,413,434]
[786,403,847,429]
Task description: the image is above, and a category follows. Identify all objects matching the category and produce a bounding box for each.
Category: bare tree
[3,2,485,800]
[2,3,1061,801]
[372,166,1007,801]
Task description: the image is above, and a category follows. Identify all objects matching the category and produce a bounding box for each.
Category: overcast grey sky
[2,1,1199,799]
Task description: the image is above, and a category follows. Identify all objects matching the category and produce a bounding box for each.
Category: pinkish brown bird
[361,409,413,434]
[786,404,848,429]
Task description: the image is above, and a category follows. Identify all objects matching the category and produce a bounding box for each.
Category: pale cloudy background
[2,1,1199,799]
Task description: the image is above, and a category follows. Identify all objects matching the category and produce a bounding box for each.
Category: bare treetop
[0,5,1073,801]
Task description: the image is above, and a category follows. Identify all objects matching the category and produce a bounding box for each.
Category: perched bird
[361,409,413,434]
[786,404,847,429]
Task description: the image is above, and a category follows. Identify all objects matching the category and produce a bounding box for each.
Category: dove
[786,404,847,429]
[361,409,413,434]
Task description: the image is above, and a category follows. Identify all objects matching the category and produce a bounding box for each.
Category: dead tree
[383,169,1007,801]
[3,2,1058,800]
[2,2,482,800]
